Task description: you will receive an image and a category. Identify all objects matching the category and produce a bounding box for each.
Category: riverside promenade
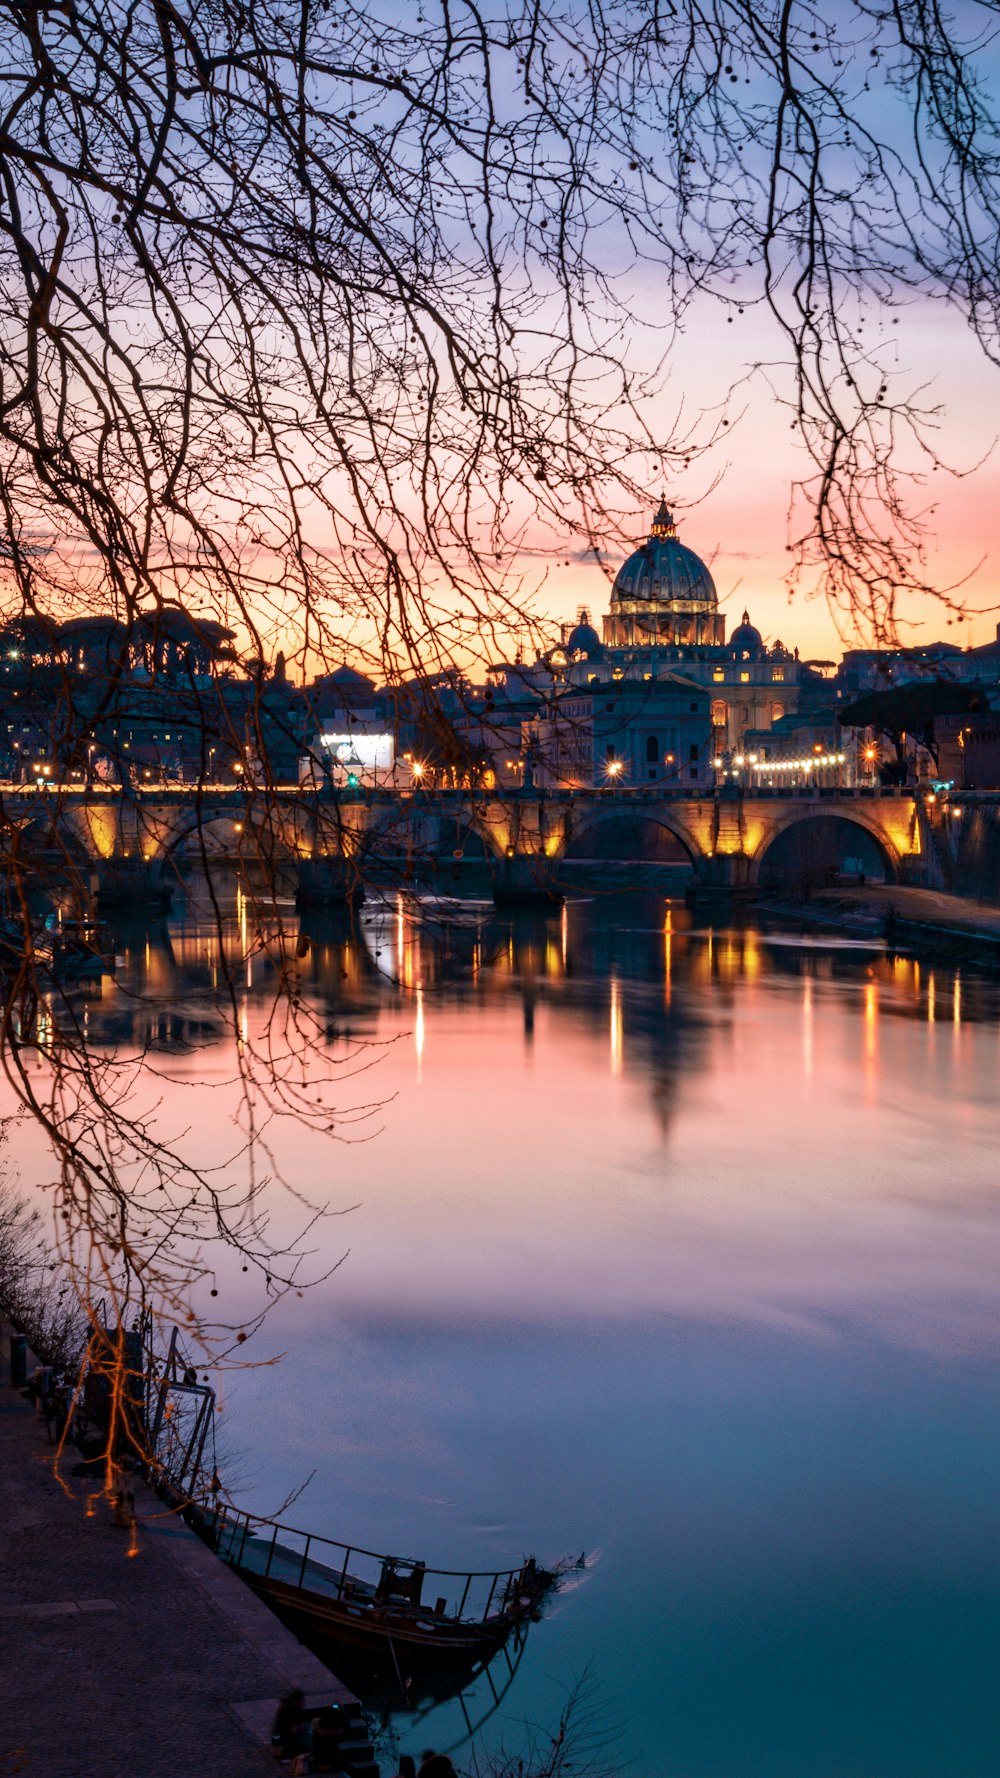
[0,1374,358,1778]
[760,882,1000,960]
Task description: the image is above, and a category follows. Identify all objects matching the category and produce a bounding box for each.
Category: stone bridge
[0,780,940,906]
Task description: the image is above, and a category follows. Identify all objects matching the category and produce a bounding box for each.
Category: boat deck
[212,1509,527,1632]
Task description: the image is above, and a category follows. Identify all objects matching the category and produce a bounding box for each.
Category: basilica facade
[544,500,827,764]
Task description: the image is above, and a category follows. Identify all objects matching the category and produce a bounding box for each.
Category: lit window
[740,671,750,683]
[771,667,785,683]
[712,668,724,682]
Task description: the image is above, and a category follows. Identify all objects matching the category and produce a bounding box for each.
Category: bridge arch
[753,807,900,886]
[0,809,94,885]
[363,802,505,867]
[157,803,258,861]
[151,793,312,862]
[559,807,700,867]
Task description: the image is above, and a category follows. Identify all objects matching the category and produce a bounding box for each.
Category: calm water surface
[26,888,1000,1774]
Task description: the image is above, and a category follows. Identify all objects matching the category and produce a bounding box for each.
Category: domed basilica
[604,499,725,649]
[482,496,828,792]
[538,498,823,773]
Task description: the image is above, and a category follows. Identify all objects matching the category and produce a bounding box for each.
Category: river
[17,882,1000,1775]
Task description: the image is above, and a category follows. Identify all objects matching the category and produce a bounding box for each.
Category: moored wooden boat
[146,1331,561,1694]
[204,1501,559,1682]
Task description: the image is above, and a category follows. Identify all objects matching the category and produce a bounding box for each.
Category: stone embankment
[758,884,1000,965]
[1,1332,373,1778]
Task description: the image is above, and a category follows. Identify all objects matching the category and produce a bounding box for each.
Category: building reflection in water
[30,873,1000,1146]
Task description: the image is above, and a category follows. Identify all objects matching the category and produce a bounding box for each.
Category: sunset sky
[517,289,1000,666]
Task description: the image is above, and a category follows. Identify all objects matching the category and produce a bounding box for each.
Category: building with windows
[537,501,832,769]
[523,673,713,789]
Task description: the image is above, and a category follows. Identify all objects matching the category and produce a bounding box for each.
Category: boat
[145,1327,562,1694]
[200,1499,559,1690]
[0,913,115,983]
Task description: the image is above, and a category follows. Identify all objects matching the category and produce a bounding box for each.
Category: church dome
[565,611,604,660]
[603,500,724,650]
[611,501,717,610]
[729,610,763,660]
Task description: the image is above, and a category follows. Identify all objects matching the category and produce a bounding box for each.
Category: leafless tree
[0,1124,88,1371]
[2,4,997,651]
[468,1664,624,1778]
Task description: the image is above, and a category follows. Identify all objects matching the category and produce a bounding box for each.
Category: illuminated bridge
[0,780,973,906]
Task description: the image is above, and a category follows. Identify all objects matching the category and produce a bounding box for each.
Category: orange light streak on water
[803,975,813,1081]
[864,980,878,1098]
[610,977,623,1076]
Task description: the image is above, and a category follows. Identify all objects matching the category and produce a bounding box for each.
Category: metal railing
[209,1500,524,1625]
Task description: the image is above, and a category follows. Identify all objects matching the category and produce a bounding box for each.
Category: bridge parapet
[0,783,927,894]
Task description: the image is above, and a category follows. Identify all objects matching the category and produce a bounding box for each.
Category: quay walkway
[0,1358,362,1778]
[760,883,1000,961]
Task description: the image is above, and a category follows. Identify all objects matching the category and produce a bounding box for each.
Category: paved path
[763,883,1000,950]
[835,884,1000,936]
[0,1375,356,1778]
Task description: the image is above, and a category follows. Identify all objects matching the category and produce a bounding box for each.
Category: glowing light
[411,761,425,780]
[803,974,813,1078]
[864,980,878,1088]
[415,986,425,1078]
[609,977,623,1074]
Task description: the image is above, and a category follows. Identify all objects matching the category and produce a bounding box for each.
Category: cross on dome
[649,497,676,540]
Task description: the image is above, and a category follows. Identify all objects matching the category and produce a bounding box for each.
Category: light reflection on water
[24,885,1000,1774]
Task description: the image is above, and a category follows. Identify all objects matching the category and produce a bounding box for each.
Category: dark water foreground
[18,883,1000,1776]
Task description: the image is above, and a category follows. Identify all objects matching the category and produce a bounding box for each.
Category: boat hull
[232,1566,531,1694]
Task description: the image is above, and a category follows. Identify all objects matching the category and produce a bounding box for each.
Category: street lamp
[605,759,623,784]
